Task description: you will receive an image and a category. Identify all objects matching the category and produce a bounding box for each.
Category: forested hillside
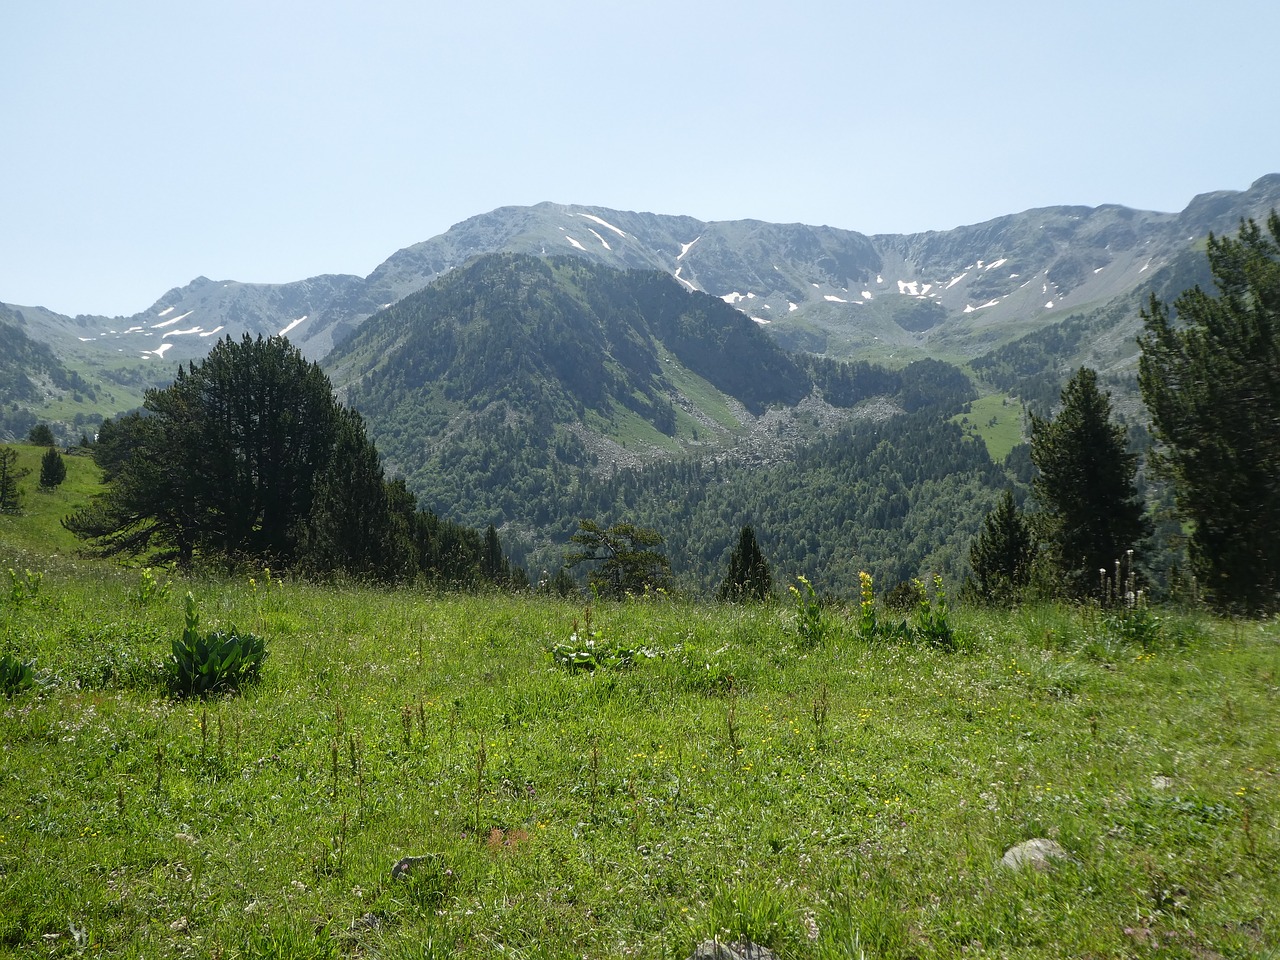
[552,401,1006,595]
[317,253,1006,591]
[0,309,95,439]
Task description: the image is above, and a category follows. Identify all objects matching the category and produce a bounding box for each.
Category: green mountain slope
[331,253,813,515]
[326,253,995,589]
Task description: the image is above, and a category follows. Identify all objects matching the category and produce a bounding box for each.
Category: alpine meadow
[2,182,1279,958]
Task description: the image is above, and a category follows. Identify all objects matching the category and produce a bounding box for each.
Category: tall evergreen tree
[480,524,511,585]
[300,407,415,580]
[153,334,338,562]
[1030,367,1149,598]
[27,424,55,446]
[39,448,66,489]
[968,488,1035,604]
[66,335,338,567]
[1138,212,1280,614]
[718,525,773,601]
[0,448,28,514]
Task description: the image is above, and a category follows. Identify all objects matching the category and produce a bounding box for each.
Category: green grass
[0,550,1276,958]
[25,351,168,429]
[585,402,683,454]
[0,444,103,557]
[953,393,1026,462]
[661,357,744,435]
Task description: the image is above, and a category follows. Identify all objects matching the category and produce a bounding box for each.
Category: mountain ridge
[7,175,1278,370]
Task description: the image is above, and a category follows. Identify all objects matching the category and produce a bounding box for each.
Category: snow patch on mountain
[578,213,627,239]
[157,306,175,317]
[587,229,611,250]
[152,311,193,329]
[897,281,933,296]
[678,237,699,261]
[673,267,697,292]
[565,236,587,252]
[279,316,307,337]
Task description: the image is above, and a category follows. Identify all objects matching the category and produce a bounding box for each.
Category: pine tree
[566,519,670,599]
[480,524,511,585]
[968,489,1034,604]
[27,424,55,446]
[65,335,338,567]
[300,407,415,580]
[1139,212,1280,614]
[718,525,773,601]
[0,448,28,514]
[1030,367,1149,598]
[39,448,66,489]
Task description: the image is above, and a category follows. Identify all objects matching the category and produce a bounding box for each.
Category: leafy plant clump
[550,608,652,670]
[167,592,267,697]
[6,566,43,607]
[912,574,958,650]
[0,652,36,697]
[857,571,958,648]
[790,575,828,646]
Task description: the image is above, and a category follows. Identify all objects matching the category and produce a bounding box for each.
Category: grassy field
[0,547,1276,958]
[0,444,103,556]
[953,395,1026,464]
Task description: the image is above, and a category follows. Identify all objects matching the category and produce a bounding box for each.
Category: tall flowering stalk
[789,576,826,646]
[857,571,878,640]
[912,575,956,650]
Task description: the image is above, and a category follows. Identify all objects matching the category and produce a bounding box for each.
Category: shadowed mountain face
[8,175,1278,367]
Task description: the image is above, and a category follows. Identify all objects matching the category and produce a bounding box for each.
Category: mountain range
[4,174,1278,591]
[6,174,1278,371]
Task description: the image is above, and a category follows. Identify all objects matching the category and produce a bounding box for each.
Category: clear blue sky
[3,0,1276,318]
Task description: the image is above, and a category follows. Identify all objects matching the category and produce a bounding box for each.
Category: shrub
[167,593,267,697]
